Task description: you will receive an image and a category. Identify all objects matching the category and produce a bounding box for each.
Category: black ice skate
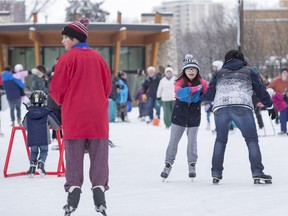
[92,186,107,216]
[27,160,37,177]
[212,176,222,184]
[188,163,196,180]
[253,174,272,184]
[37,159,46,177]
[63,186,81,216]
[160,162,172,181]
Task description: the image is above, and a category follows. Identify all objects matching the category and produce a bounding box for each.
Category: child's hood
[27,106,51,120]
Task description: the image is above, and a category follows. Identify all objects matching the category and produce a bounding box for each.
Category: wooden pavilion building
[0,12,175,77]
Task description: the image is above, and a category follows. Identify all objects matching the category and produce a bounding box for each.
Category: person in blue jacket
[2,65,25,126]
[22,90,60,177]
[116,72,129,122]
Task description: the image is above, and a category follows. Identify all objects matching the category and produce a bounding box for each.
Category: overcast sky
[36,0,166,23]
[33,0,280,24]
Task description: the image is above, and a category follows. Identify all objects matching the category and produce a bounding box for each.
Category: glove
[142,94,147,101]
[267,107,277,120]
[256,102,264,108]
[190,84,203,93]
[116,84,124,89]
[156,98,162,106]
[204,103,211,112]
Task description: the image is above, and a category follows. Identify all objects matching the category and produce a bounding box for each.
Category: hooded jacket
[23,106,60,147]
[2,71,25,100]
[201,58,273,111]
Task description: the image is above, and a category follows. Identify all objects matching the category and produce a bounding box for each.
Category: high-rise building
[0,1,25,23]
[153,0,224,35]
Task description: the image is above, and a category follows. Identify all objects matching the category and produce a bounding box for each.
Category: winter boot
[37,159,46,176]
[116,117,122,123]
[124,115,130,122]
[145,116,151,124]
[160,162,172,180]
[63,186,82,215]
[17,118,22,126]
[27,160,37,177]
[92,186,107,216]
[188,163,196,179]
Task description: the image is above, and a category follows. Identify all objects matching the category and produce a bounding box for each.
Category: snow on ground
[0,103,288,216]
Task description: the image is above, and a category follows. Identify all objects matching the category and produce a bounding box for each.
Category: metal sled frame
[3,126,65,177]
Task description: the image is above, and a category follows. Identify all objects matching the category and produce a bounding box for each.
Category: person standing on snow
[2,65,25,126]
[201,50,276,184]
[23,90,60,177]
[156,66,176,128]
[142,66,161,123]
[49,17,111,216]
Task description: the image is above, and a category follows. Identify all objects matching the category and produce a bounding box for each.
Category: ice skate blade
[162,177,168,182]
[254,179,272,184]
[64,212,71,216]
[100,210,107,216]
[38,170,46,177]
[190,177,195,182]
[96,205,107,216]
[96,210,107,216]
[212,177,221,184]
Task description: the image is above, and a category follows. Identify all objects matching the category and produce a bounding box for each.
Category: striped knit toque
[61,17,89,42]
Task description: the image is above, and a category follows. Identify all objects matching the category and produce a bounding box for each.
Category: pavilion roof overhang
[0,22,170,47]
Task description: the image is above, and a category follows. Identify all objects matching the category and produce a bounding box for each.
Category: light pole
[237,0,244,52]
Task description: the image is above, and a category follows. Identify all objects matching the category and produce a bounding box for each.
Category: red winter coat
[50,48,111,139]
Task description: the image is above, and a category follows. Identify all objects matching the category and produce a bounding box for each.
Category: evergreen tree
[65,0,109,22]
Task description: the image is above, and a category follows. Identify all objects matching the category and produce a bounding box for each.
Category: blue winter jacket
[2,71,25,100]
[176,87,203,103]
[23,106,60,147]
[116,79,128,104]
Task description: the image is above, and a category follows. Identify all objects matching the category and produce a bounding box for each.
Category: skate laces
[189,163,196,173]
[95,204,107,212]
[63,204,76,213]
[163,163,172,174]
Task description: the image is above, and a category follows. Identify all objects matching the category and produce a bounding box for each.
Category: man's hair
[224,50,245,63]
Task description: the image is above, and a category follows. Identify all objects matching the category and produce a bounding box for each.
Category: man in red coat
[50,17,111,216]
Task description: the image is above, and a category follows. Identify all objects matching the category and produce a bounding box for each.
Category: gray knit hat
[175,54,200,79]
[182,54,200,72]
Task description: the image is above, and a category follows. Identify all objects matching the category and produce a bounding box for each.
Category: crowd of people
[1,16,288,216]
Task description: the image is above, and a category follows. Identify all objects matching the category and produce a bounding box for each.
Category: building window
[111,46,145,73]
[8,46,145,74]
[42,47,66,72]
[93,46,111,68]
[8,47,35,71]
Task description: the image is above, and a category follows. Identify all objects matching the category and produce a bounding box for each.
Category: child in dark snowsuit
[23,90,60,177]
